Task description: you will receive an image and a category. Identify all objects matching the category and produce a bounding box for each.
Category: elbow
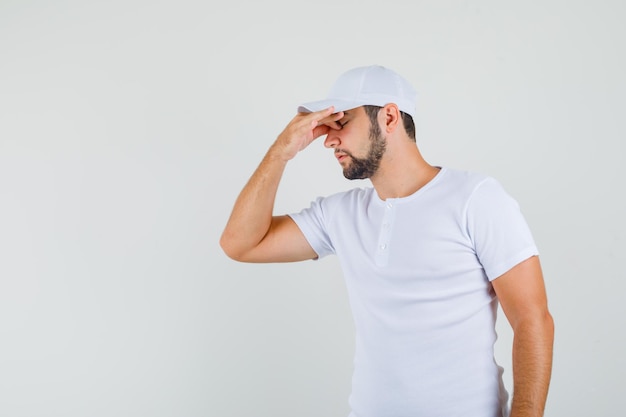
[219,232,249,262]
[536,309,554,336]
[514,309,555,343]
[545,310,555,340]
[219,235,240,261]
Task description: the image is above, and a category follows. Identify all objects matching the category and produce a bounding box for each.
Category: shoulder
[314,186,374,210]
[440,167,490,187]
[289,187,373,242]
[432,168,518,213]
[435,167,496,199]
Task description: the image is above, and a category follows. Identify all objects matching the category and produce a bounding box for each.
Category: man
[220,65,554,417]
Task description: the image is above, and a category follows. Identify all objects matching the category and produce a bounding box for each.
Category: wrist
[268,140,295,163]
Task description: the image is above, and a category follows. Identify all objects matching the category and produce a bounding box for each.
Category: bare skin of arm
[492,255,555,417]
[219,107,344,263]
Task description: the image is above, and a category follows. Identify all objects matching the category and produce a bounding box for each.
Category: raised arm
[492,255,555,417]
[219,107,343,263]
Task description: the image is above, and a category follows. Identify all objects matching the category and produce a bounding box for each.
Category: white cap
[298,65,417,118]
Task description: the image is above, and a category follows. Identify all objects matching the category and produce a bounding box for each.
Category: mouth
[335,151,350,163]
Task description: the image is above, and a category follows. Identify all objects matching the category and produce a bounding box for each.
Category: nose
[324,133,340,149]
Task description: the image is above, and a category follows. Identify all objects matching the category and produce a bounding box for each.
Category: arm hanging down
[492,256,554,417]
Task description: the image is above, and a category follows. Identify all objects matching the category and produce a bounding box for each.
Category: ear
[380,103,401,134]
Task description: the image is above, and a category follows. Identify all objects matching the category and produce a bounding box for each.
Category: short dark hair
[363,105,416,142]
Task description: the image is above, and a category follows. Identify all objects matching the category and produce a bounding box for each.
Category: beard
[341,122,387,180]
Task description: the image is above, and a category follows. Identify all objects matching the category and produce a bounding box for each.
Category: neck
[370,144,440,200]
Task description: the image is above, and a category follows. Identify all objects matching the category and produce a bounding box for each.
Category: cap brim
[297,99,365,114]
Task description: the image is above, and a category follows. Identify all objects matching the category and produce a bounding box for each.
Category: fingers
[300,107,344,131]
[310,108,344,140]
[306,107,344,144]
[299,107,344,129]
[318,110,344,131]
[275,107,337,160]
[275,107,343,160]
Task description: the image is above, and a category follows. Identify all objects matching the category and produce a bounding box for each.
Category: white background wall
[1,1,624,416]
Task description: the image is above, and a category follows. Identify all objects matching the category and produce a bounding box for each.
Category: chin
[343,171,370,180]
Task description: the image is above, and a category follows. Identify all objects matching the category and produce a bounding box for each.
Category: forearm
[220,144,288,259]
[509,312,555,417]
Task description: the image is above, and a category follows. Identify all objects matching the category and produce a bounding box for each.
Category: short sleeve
[288,197,336,259]
[466,178,539,281]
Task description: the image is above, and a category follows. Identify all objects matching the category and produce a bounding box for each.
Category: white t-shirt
[289,167,538,417]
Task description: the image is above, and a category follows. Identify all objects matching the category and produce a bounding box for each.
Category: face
[325,107,387,180]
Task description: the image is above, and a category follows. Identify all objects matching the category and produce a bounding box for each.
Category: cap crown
[298,65,417,118]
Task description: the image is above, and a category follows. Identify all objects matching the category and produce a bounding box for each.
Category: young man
[220,65,554,417]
